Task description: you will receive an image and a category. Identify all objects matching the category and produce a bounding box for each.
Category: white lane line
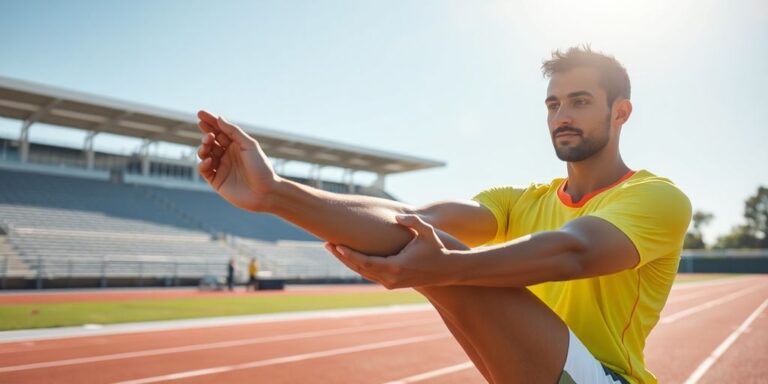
[667,280,758,304]
[671,276,753,291]
[668,289,730,304]
[660,284,767,324]
[0,318,437,373]
[682,298,768,384]
[383,361,474,384]
[115,332,451,384]
[0,303,434,343]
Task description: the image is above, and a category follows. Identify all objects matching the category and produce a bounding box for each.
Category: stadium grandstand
[0,75,445,289]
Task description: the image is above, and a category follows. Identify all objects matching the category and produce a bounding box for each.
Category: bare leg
[417,288,495,383]
[418,285,569,383]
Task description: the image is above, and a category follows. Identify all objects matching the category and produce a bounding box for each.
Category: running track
[1,276,766,383]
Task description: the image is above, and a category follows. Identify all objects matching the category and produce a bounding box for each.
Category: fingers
[198,120,233,148]
[325,243,356,271]
[216,116,254,149]
[198,110,237,149]
[324,243,375,281]
[198,157,215,184]
[198,110,218,125]
[198,134,226,159]
[196,132,229,188]
[395,215,435,238]
[336,245,389,270]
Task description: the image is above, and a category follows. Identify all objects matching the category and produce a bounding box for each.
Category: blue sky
[1,0,766,244]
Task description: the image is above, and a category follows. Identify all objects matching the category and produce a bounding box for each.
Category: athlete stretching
[196,46,691,383]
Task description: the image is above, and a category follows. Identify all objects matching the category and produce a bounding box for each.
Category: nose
[553,105,573,126]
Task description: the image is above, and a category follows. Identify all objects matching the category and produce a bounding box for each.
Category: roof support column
[372,173,386,190]
[192,162,201,183]
[273,159,287,175]
[84,131,98,170]
[139,140,153,176]
[343,169,356,193]
[18,98,62,163]
[19,122,30,163]
[309,164,324,189]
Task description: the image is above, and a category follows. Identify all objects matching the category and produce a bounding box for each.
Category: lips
[555,132,580,138]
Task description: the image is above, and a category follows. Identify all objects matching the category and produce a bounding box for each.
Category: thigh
[424,285,569,384]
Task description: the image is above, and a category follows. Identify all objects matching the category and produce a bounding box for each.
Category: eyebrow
[545,90,595,103]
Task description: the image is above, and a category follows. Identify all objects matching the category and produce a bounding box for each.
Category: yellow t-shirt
[249,261,258,276]
[472,169,692,384]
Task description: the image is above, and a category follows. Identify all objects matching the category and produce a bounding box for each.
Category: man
[226,258,235,292]
[246,257,259,291]
[196,46,691,383]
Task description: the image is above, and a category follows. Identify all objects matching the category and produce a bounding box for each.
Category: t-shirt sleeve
[588,181,692,269]
[472,186,526,244]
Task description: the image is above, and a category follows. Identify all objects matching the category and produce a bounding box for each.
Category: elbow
[554,231,590,280]
[555,256,584,281]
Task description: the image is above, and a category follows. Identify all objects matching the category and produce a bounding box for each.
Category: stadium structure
[0,75,445,289]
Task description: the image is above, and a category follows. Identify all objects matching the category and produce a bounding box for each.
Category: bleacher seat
[0,168,372,284]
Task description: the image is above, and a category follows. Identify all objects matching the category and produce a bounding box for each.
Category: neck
[564,149,630,203]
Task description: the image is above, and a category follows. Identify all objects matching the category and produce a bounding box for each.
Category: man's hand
[197,110,281,212]
[325,215,461,289]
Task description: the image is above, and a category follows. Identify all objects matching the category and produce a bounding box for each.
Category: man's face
[545,67,613,162]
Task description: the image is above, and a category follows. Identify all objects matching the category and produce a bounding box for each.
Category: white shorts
[560,329,629,384]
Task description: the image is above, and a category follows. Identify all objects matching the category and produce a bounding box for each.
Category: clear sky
[1,0,766,244]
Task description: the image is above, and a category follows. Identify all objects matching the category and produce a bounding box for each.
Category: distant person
[226,258,235,292]
[196,46,691,383]
[246,257,259,291]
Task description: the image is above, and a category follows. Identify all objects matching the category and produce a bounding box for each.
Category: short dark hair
[541,45,631,106]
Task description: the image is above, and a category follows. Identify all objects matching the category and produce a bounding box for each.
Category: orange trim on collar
[557,170,636,208]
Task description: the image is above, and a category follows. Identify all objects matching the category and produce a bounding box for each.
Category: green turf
[673,273,742,284]
[0,290,427,331]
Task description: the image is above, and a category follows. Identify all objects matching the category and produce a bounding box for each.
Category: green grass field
[0,290,427,331]
[673,273,744,284]
[0,274,741,332]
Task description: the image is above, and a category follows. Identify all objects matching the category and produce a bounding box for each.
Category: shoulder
[600,169,692,227]
[615,170,690,205]
[474,179,560,201]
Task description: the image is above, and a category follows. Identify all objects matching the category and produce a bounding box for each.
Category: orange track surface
[1,276,767,383]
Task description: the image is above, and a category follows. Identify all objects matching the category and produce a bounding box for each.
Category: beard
[552,117,611,162]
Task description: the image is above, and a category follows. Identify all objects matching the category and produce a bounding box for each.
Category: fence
[679,249,768,273]
[0,254,227,289]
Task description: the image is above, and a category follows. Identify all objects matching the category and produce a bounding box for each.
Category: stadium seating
[0,168,368,287]
[236,238,358,280]
[140,184,317,241]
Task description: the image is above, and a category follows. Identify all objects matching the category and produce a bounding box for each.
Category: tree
[714,186,767,249]
[684,210,713,249]
[714,225,759,249]
[744,186,768,248]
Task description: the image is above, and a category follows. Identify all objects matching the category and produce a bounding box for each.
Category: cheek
[546,112,557,127]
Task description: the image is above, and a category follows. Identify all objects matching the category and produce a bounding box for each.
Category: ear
[612,99,633,127]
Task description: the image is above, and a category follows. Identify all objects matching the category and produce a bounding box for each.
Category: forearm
[266,178,416,256]
[447,231,586,287]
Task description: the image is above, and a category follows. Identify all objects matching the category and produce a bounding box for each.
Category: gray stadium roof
[0,75,444,174]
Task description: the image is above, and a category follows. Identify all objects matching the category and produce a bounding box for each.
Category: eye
[546,103,559,111]
[573,98,590,106]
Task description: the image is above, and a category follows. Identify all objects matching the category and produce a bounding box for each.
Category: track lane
[173,334,468,384]
[646,279,768,383]
[0,309,437,365]
[0,316,446,383]
[1,275,766,383]
[697,297,768,383]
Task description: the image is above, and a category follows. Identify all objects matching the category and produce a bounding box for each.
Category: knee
[421,285,527,320]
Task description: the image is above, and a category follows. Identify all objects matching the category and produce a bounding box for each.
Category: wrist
[440,249,473,286]
[258,176,288,214]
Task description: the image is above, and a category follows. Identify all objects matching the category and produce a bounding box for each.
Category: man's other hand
[325,215,462,289]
